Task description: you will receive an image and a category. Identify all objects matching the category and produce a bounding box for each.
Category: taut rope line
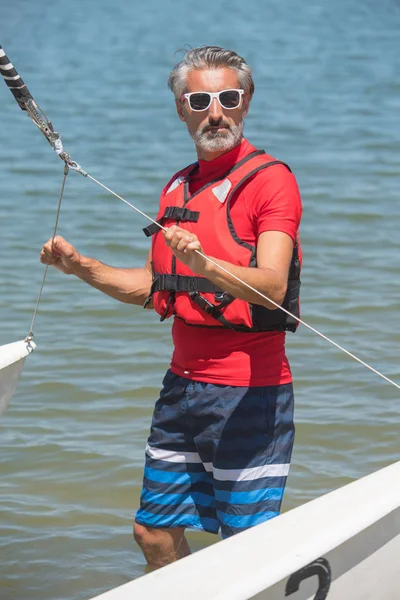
[69,165,400,392]
[1,43,399,391]
[26,164,69,340]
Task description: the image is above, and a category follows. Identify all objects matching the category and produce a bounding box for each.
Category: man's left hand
[163,225,207,274]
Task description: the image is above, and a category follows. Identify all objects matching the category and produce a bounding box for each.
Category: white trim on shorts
[145,443,290,480]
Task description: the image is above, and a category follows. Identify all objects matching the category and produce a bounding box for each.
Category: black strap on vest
[143,206,200,237]
[163,206,199,222]
[188,291,238,330]
[143,219,163,238]
[149,273,223,294]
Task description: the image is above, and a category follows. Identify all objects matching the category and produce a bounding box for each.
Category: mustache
[202,121,231,133]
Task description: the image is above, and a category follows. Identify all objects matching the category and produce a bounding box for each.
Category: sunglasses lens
[219,90,241,108]
[189,93,211,111]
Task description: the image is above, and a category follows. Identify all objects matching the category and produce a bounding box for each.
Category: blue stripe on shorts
[135,370,295,538]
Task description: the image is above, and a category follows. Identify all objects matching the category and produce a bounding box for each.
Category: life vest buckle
[189,291,216,315]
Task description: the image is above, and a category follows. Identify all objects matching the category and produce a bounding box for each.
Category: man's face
[176,67,249,157]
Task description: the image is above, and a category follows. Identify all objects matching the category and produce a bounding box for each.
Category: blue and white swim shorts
[135,369,295,538]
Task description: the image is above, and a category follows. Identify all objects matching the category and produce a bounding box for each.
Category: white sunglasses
[181,89,245,112]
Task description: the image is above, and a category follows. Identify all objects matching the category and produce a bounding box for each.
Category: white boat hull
[0,339,36,417]
[88,460,400,600]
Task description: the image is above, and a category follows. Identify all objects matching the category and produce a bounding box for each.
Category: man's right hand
[40,236,81,275]
[40,238,153,306]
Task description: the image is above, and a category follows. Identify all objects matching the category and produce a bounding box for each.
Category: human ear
[242,96,251,118]
[175,99,186,122]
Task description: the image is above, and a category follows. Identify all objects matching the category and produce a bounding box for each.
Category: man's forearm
[75,255,152,306]
[202,257,286,309]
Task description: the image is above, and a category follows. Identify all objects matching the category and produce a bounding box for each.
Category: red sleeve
[247,164,302,243]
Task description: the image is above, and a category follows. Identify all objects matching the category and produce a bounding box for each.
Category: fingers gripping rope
[1,44,399,391]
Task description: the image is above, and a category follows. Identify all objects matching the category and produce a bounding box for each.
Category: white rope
[194,254,400,390]
[70,165,400,391]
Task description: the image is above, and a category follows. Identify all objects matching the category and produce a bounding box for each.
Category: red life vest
[143,150,301,332]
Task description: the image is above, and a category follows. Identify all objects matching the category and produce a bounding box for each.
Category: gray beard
[191,121,244,153]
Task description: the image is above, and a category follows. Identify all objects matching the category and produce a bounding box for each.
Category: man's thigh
[135,370,220,534]
[207,382,295,538]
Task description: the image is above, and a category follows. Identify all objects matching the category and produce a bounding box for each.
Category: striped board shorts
[135,370,295,539]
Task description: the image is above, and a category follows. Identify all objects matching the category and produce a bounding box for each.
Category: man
[40,46,302,569]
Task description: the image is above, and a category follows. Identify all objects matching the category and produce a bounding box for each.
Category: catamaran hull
[88,460,400,600]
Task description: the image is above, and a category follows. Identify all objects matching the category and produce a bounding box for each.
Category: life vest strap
[143,207,200,237]
[143,219,163,238]
[150,273,223,294]
[163,206,200,222]
[188,291,238,330]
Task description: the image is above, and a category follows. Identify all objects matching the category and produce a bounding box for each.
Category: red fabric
[168,138,302,386]
[151,152,284,329]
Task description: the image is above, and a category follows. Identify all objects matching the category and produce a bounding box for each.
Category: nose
[208,97,223,120]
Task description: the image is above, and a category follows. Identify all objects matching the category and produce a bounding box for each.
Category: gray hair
[168,46,255,99]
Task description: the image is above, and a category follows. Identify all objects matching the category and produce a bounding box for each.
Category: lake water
[0,1,399,598]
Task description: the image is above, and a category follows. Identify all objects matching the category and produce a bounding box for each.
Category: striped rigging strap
[0,42,75,418]
[0,44,70,162]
